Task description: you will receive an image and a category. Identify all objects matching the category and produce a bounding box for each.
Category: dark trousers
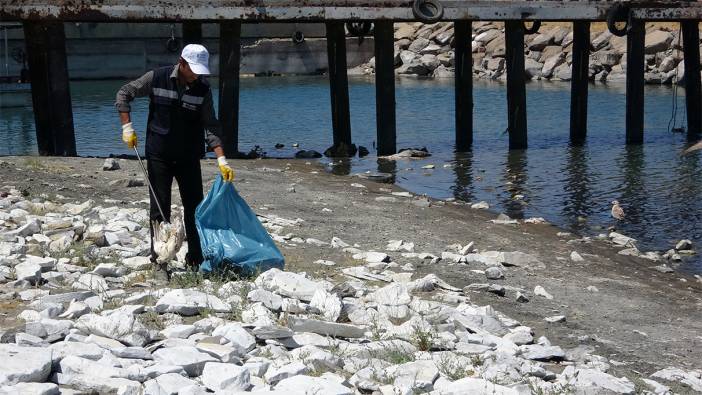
[147,156,204,267]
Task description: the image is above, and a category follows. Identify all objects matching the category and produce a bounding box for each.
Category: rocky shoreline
[1,156,701,394]
[350,22,693,85]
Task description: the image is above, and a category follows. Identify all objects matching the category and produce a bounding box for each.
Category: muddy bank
[1,155,701,392]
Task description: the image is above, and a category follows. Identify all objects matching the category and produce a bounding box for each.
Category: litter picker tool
[133,146,167,223]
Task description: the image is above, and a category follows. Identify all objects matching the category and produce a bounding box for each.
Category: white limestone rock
[0,344,53,385]
[152,346,217,377]
[562,366,635,394]
[0,383,59,395]
[254,268,321,302]
[154,289,230,316]
[264,361,309,384]
[54,373,142,394]
[432,377,519,394]
[143,373,198,395]
[201,362,251,392]
[366,283,411,306]
[211,323,256,355]
[386,360,439,392]
[534,285,553,300]
[75,312,152,347]
[160,324,197,339]
[288,317,365,338]
[248,288,283,311]
[309,289,343,322]
[275,375,353,395]
[519,344,566,361]
[651,367,702,392]
[14,263,42,284]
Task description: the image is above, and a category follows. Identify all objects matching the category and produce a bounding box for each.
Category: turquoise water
[1,76,701,273]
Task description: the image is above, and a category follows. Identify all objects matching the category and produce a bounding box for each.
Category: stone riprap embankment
[351,22,693,84]
[1,158,701,394]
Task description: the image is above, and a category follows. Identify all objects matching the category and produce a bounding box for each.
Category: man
[115,44,234,280]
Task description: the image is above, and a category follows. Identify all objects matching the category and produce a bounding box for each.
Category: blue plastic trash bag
[195,176,285,275]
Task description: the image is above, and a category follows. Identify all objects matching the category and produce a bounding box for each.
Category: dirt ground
[1,155,701,383]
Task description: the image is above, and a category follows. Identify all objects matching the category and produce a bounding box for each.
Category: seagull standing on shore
[611,200,625,220]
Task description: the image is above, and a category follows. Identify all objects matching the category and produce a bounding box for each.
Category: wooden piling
[182,22,202,45]
[325,21,352,151]
[682,20,701,140]
[455,21,473,151]
[570,21,590,145]
[626,19,645,144]
[23,21,76,156]
[218,21,241,157]
[374,21,396,156]
[505,21,527,149]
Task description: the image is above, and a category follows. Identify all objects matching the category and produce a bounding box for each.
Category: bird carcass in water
[152,211,185,264]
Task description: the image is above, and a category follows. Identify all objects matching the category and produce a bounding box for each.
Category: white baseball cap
[181,44,211,75]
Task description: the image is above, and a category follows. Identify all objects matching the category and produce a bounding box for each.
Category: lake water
[1,76,701,273]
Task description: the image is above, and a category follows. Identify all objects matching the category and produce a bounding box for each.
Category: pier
[2,0,702,155]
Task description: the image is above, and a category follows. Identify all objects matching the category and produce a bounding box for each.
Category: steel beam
[3,1,702,22]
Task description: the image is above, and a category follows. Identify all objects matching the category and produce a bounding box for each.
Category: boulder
[152,346,217,377]
[563,366,635,394]
[254,269,321,302]
[288,318,365,338]
[0,344,53,385]
[524,58,543,79]
[75,312,152,347]
[212,323,256,355]
[275,375,353,395]
[408,37,431,53]
[528,33,554,51]
[309,289,343,322]
[143,373,198,395]
[0,383,59,395]
[154,289,230,316]
[201,362,250,392]
[645,30,673,54]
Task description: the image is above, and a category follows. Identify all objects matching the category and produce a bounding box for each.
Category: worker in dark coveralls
[115,44,234,281]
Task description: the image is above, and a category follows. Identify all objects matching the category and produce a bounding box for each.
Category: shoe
[152,263,170,284]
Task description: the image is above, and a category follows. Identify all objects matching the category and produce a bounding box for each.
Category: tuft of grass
[137,311,165,331]
[436,353,474,381]
[470,354,484,367]
[370,344,416,365]
[410,323,436,352]
[23,157,44,171]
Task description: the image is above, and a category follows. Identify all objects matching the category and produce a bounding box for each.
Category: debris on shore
[1,184,700,394]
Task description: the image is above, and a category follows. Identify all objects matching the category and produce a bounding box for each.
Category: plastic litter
[195,176,285,275]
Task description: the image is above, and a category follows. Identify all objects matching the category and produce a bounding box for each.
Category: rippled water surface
[1,76,701,272]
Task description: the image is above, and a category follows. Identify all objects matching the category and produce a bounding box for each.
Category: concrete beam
[3,1,702,22]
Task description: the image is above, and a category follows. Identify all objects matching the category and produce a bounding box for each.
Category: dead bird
[152,210,185,265]
[611,200,625,221]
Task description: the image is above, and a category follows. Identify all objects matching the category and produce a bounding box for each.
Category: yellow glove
[121,122,138,148]
[217,156,235,182]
